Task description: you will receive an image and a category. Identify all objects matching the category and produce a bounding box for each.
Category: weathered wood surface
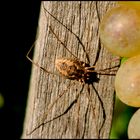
[22,1,119,139]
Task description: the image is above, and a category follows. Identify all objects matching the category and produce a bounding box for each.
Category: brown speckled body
[55,58,97,83]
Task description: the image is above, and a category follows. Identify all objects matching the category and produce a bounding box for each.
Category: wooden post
[22,1,118,139]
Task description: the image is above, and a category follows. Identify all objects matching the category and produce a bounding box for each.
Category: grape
[128,109,140,138]
[115,55,140,107]
[99,6,140,57]
[118,1,140,9]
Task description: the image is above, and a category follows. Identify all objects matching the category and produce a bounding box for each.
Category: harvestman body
[55,58,98,83]
[26,2,119,136]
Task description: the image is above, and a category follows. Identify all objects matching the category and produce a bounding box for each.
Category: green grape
[118,1,140,9]
[115,55,140,107]
[99,6,140,57]
[128,109,140,138]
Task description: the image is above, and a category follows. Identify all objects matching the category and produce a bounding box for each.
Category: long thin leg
[26,40,59,76]
[95,1,100,23]
[43,83,84,124]
[87,58,120,75]
[85,84,99,138]
[49,26,78,59]
[43,2,90,64]
[94,2,120,68]
[95,65,119,76]
[91,83,106,136]
[27,81,76,135]
[93,1,101,66]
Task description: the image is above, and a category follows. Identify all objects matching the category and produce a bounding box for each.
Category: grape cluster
[99,2,140,107]
[99,2,140,138]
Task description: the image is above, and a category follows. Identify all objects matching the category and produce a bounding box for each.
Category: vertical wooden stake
[22,1,118,139]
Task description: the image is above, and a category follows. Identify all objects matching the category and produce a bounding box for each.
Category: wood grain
[22,1,119,139]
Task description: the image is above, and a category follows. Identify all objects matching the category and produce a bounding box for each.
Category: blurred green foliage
[0,93,4,108]
[121,57,128,64]
[110,94,137,138]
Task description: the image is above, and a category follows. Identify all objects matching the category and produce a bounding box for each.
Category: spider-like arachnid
[26,2,119,138]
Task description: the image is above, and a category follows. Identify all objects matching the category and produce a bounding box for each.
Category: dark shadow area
[0,1,41,138]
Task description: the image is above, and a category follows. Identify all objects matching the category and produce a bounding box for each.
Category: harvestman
[26,2,119,136]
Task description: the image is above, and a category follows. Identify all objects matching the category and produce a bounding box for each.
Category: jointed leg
[91,83,106,135]
[26,39,58,76]
[27,81,83,135]
[43,2,90,64]
[49,26,78,59]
